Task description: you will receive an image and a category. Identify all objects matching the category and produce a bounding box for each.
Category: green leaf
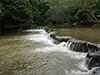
[88,4,96,8]
[72,22,77,26]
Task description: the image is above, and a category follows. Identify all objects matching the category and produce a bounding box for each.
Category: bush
[42,20,52,25]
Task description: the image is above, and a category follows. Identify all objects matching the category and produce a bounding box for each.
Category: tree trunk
[83,9,100,24]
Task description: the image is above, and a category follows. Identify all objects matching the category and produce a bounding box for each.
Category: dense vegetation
[0,0,100,32]
[47,0,100,26]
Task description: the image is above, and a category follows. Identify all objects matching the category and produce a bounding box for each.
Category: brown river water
[0,28,100,75]
[56,28,100,44]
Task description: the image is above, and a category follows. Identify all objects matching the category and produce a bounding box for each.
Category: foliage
[29,0,49,25]
[47,0,100,25]
[0,0,100,32]
[0,0,34,26]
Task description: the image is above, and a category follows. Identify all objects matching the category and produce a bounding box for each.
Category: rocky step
[50,33,100,53]
[44,27,100,74]
[67,40,100,52]
[44,27,100,53]
[43,27,56,33]
[85,51,100,70]
[50,34,71,44]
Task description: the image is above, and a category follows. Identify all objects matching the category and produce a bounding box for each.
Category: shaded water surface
[56,28,100,44]
[0,29,99,75]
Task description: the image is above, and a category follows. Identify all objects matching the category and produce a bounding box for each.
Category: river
[0,28,100,75]
[56,28,100,44]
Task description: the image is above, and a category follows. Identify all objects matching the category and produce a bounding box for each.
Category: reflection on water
[56,28,100,44]
[0,29,99,75]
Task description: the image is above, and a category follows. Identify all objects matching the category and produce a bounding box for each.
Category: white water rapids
[0,29,99,75]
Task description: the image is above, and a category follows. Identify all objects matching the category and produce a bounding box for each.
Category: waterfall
[87,58,93,70]
[44,28,100,53]
[65,40,99,53]
[43,28,100,74]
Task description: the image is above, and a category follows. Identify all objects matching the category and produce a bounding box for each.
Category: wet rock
[43,27,56,33]
[50,34,100,52]
[50,34,71,44]
[67,40,99,52]
[92,68,100,75]
[67,40,89,52]
[69,41,86,52]
[85,51,100,70]
[45,27,100,53]
[50,34,57,39]
[87,44,99,52]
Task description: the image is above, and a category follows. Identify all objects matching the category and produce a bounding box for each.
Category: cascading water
[0,29,100,75]
[45,29,100,75]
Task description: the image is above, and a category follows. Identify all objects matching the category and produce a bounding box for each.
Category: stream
[0,28,100,75]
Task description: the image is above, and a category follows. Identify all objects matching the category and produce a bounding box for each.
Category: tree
[47,0,100,25]
[0,0,33,31]
[75,0,100,25]
[30,0,49,25]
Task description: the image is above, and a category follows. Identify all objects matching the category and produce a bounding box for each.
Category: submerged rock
[85,51,100,70]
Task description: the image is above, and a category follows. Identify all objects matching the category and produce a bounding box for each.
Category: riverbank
[3,24,100,31]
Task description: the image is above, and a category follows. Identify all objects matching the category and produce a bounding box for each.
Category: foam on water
[65,69,91,75]
[23,29,55,45]
[65,67,100,75]
[24,29,45,32]
[34,42,67,53]
[1,29,100,75]
[24,29,86,58]
[27,29,87,63]
[23,29,100,75]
